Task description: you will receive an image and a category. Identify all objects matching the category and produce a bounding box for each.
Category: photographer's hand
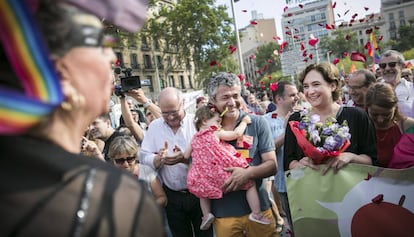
[126,88,148,104]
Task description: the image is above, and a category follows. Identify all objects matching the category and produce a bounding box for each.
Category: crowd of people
[1,1,413,237]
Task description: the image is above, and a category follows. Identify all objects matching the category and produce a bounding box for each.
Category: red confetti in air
[287,13,292,17]
[286,31,292,35]
[268,59,273,64]
[374,26,380,30]
[337,13,341,18]
[260,80,264,85]
[228,45,237,54]
[280,41,288,51]
[244,82,250,87]
[350,51,367,62]
[300,42,305,51]
[372,194,384,204]
[370,13,375,19]
[242,9,247,12]
[298,4,303,8]
[364,7,369,11]
[238,74,245,81]
[270,83,278,92]
[250,21,258,25]
[348,23,353,27]
[343,52,349,57]
[344,9,350,16]
[332,2,336,8]
[333,58,340,65]
[378,35,383,41]
[309,54,313,59]
[365,28,373,34]
[303,58,308,62]
[318,23,324,27]
[293,35,299,39]
[308,38,319,46]
[352,13,358,19]
[283,6,288,12]
[272,36,281,41]
[325,24,333,30]
[302,50,307,57]
[250,54,256,59]
[359,19,365,23]
[268,75,272,80]
[345,35,350,41]
[209,60,217,66]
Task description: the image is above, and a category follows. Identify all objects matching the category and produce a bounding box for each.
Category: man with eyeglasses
[140,87,212,237]
[346,69,377,109]
[379,50,413,117]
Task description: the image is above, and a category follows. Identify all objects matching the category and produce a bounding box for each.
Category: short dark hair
[352,69,376,87]
[194,105,218,131]
[271,81,295,100]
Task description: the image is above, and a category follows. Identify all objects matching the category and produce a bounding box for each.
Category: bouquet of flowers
[289,109,351,164]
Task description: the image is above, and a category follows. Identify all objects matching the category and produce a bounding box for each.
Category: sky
[216,0,381,41]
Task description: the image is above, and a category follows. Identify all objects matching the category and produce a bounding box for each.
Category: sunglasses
[113,156,136,165]
[378,62,398,69]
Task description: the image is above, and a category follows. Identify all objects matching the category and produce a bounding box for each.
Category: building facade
[112,0,196,100]
[280,0,335,77]
[238,14,278,84]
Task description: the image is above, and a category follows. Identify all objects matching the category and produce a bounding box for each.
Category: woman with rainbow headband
[0,0,164,236]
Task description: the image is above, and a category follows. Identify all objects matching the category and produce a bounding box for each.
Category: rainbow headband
[0,0,63,134]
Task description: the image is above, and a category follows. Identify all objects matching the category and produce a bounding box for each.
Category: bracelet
[143,99,152,108]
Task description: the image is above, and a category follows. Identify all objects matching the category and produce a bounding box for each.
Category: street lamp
[230,0,244,76]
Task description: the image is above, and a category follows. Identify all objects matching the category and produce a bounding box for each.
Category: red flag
[350,52,366,62]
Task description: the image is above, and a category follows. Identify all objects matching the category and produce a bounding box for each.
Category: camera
[114,67,141,97]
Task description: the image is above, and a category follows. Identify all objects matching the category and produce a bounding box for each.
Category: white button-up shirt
[140,114,196,191]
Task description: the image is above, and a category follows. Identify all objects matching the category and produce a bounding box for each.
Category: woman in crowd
[284,62,377,173]
[365,83,414,168]
[108,135,167,207]
[0,1,163,236]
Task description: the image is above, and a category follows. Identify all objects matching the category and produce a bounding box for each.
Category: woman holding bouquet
[284,62,377,174]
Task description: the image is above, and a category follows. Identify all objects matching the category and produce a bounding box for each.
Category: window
[115,52,124,67]
[130,53,139,69]
[153,37,160,50]
[156,55,163,69]
[389,13,394,21]
[169,75,175,87]
[390,21,396,30]
[143,54,152,69]
[179,75,185,89]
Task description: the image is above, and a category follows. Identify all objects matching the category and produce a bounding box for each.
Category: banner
[286,164,414,237]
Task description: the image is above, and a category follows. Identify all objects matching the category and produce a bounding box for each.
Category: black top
[283,106,378,171]
[0,135,164,237]
[103,131,124,162]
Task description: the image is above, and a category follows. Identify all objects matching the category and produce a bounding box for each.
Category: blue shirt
[263,112,287,193]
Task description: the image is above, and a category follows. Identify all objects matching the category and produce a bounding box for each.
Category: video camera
[114,67,141,97]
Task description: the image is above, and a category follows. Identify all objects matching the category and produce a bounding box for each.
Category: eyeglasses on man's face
[161,103,182,117]
[379,62,398,69]
[113,156,136,165]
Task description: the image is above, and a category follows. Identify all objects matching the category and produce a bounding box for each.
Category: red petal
[348,23,353,27]
[343,52,348,57]
[242,9,247,12]
[250,21,258,25]
[308,38,319,46]
[333,58,340,65]
[209,60,217,66]
[229,45,237,54]
[238,74,245,81]
[249,54,256,59]
[350,51,366,62]
[298,4,303,8]
[344,9,350,16]
[364,173,372,180]
[364,7,369,11]
[283,6,288,12]
[370,13,375,19]
[365,28,373,34]
[378,35,383,41]
[352,13,358,19]
[285,31,291,35]
[260,80,264,84]
[293,35,299,39]
[244,82,250,87]
[372,194,384,204]
[300,42,305,51]
[309,54,313,59]
[345,35,350,40]
[332,2,336,8]
[268,75,272,80]
[303,59,308,62]
[359,19,365,23]
[337,13,341,18]
[325,24,332,30]
[287,13,292,17]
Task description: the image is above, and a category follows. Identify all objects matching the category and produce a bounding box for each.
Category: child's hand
[242,115,251,124]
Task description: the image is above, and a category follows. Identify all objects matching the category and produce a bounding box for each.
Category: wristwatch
[143,99,152,108]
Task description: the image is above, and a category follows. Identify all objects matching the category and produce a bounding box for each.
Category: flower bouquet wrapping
[289,111,351,164]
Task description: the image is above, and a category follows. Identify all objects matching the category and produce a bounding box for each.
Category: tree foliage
[392,24,414,52]
[255,42,281,76]
[140,0,236,88]
[319,29,361,59]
